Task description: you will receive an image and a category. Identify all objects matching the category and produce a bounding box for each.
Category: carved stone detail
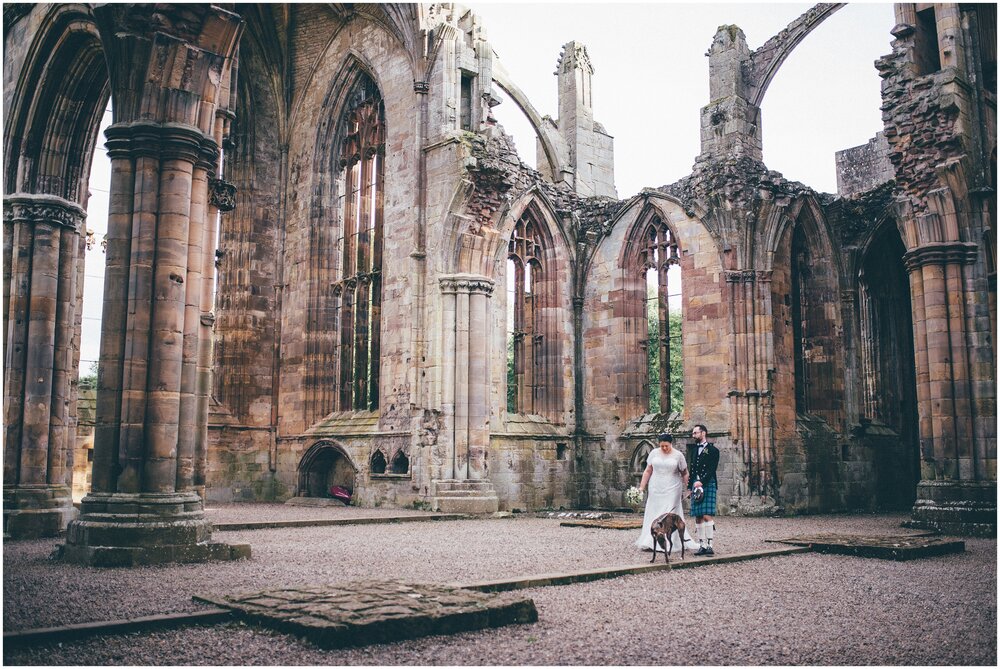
[3,194,87,232]
[209,177,237,212]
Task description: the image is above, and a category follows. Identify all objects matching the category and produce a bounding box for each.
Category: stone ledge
[3,609,233,648]
[212,514,466,532]
[195,580,537,649]
[56,541,251,567]
[456,547,810,592]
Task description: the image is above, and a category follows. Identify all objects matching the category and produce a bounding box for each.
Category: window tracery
[334,84,385,411]
[636,217,682,414]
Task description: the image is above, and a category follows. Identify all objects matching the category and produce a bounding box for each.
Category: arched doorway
[858,224,919,509]
[296,441,357,498]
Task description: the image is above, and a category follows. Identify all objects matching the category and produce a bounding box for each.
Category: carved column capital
[104,122,217,164]
[439,273,495,296]
[903,241,978,272]
[3,193,87,232]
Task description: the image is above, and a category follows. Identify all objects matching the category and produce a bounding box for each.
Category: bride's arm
[639,463,653,492]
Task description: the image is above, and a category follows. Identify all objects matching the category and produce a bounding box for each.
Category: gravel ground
[204,502,440,524]
[4,510,995,665]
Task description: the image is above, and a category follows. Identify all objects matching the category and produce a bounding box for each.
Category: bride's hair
[657,433,672,443]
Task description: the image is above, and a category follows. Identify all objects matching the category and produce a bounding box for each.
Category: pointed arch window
[506,213,546,414]
[638,217,682,414]
[334,82,385,411]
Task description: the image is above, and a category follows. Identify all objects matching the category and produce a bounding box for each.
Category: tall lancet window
[335,83,385,411]
[640,218,682,414]
[507,213,545,414]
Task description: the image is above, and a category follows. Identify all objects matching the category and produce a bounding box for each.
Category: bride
[635,433,697,552]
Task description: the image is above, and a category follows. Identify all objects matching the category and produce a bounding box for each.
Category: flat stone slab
[559,517,643,529]
[539,511,614,520]
[194,580,537,649]
[766,533,964,560]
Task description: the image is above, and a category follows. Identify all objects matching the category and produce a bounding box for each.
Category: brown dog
[650,512,686,563]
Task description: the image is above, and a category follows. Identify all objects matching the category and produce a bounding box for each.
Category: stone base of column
[909,480,997,537]
[56,492,251,567]
[3,484,78,538]
[432,479,499,514]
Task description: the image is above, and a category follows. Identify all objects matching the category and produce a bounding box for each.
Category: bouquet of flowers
[624,486,644,507]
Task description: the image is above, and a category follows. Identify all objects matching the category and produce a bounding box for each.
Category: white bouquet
[624,486,644,507]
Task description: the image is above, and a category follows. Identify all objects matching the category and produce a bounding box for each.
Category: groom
[689,424,719,556]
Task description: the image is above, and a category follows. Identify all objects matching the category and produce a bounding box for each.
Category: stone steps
[432,479,499,514]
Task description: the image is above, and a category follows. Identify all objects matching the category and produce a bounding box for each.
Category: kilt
[690,481,717,517]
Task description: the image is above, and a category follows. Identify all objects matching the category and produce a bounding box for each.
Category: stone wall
[836,133,895,198]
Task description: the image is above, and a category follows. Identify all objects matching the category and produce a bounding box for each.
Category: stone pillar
[698,25,762,162]
[432,274,499,513]
[905,240,996,535]
[2,195,85,537]
[58,4,249,565]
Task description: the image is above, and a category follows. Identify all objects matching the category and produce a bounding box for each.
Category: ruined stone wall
[836,133,895,198]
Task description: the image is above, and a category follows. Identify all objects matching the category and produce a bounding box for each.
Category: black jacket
[689,442,719,488]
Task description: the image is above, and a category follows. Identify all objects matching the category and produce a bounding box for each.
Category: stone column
[2,195,85,537]
[905,240,996,535]
[432,274,499,513]
[58,4,249,565]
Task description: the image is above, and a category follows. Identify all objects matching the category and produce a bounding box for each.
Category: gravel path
[4,511,995,665]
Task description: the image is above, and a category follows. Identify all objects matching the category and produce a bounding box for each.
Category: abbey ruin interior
[3,2,996,565]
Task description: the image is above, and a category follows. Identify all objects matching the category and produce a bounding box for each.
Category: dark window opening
[389,450,409,475]
[915,7,942,75]
[460,74,474,131]
[556,443,567,460]
[370,450,387,475]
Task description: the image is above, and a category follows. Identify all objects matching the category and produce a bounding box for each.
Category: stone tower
[538,41,617,199]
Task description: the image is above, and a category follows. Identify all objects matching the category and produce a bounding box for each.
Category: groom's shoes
[695,545,709,556]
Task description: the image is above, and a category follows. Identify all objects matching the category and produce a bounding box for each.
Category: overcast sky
[470,1,897,196]
[78,2,897,376]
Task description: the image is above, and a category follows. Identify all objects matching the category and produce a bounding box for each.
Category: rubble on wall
[876,34,964,214]
[463,129,625,244]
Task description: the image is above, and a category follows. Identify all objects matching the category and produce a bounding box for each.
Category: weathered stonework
[4,3,995,543]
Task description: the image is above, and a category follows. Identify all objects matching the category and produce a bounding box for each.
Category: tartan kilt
[690,481,717,516]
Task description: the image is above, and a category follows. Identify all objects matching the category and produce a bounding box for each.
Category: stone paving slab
[558,517,643,529]
[766,533,964,560]
[194,580,537,649]
[212,513,466,532]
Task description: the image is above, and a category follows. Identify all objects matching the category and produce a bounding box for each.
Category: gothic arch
[500,193,569,420]
[4,6,108,200]
[297,440,358,497]
[302,57,387,420]
[771,197,843,423]
[491,64,564,180]
[630,440,654,475]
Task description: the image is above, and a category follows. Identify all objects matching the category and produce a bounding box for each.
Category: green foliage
[506,335,517,413]
[646,297,684,415]
[78,360,98,390]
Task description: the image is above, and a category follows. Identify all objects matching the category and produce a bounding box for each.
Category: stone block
[195,581,537,649]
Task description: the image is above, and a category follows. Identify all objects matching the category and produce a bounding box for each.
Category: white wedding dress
[635,447,698,552]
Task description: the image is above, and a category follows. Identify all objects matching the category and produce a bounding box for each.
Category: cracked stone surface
[768,533,965,560]
[196,580,537,648]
